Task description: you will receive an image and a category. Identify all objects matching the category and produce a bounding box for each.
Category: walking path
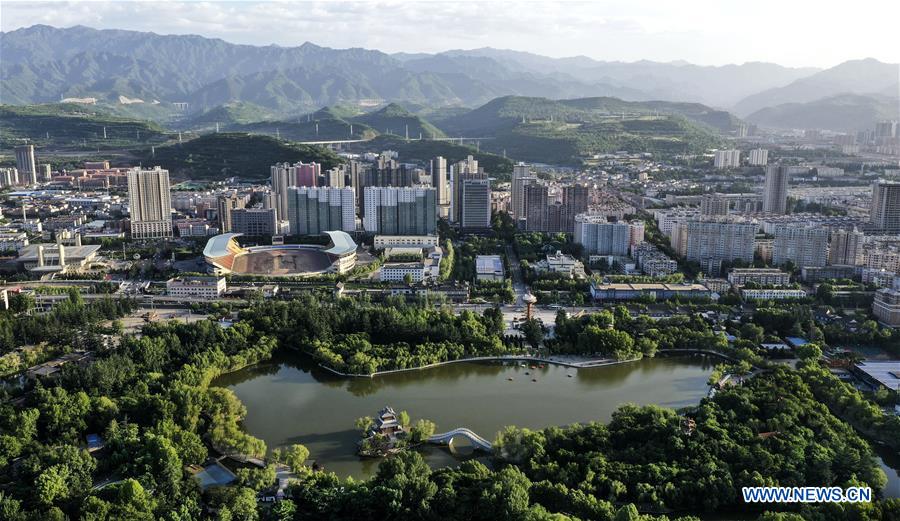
[318,348,739,378]
[318,353,638,378]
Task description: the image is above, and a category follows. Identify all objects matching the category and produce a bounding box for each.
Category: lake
[215,353,717,478]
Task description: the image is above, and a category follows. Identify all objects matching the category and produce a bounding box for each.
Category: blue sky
[2,0,899,68]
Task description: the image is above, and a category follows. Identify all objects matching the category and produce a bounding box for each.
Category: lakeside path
[316,349,741,378]
[319,354,635,378]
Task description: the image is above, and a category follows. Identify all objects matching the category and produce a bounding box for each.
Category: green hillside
[439,96,724,164]
[557,97,741,132]
[350,103,446,139]
[210,103,444,142]
[0,103,168,150]
[141,132,343,180]
[745,93,899,132]
[177,102,275,129]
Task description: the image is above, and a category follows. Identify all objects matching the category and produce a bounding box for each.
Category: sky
[2,0,900,68]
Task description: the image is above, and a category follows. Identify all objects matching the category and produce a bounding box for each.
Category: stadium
[203,231,357,276]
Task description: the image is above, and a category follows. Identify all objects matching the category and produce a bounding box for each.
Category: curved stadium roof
[323,231,357,256]
[203,233,243,258]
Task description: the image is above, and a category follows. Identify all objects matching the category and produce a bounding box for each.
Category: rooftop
[17,244,101,261]
[323,230,357,256]
[475,255,504,274]
[592,282,710,292]
[856,362,900,391]
[203,232,243,259]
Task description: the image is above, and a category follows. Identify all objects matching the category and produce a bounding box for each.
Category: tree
[355,416,374,433]
[236,465,276,491]
[409,419,436,443]
[796,343,823,360]
[284,444,310,473]
[268,499,296,521]
[477,466,532,521]
[36,465,69,506]
[397,410,411,428]
[520,319,544,349]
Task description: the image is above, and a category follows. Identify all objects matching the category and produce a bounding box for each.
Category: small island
[355,406,436,457]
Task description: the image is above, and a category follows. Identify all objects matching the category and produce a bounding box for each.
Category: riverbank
[316,348,740,378]
[317,354,639,378]
[216,353,716,478]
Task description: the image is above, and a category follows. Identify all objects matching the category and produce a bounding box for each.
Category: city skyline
[2,1,900,68]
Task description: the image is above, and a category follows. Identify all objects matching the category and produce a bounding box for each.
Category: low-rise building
[740,288,807,301]
[632,243,678,277]
[373,235,440,250]
[727,268,792,287]
[590,282,712,301]
[702,278,731,294]
[475,255,505,281]
[17,243,101,274]
[535,251,583,278]
[801,265,856,282]
[166,276,227,299]
[873,288,900,327]
[852,361,900,391]
[175,219,214,237]
[380,262,427,282]
[0,232,29,252]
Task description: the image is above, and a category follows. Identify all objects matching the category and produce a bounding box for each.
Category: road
[504,243,528,306]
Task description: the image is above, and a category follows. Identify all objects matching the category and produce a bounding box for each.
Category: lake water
[215,353,899,498]
[215,353,716,477]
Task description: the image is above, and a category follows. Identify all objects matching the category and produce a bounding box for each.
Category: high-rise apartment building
[271,161,322,221]
[523,184,549,232]
[15,145,35,179]
[325,167,346,188]
[127,166,173,239]
[574,214,643,255]
[562,184,590,233]
[773,225,828,268]
[713,149,740,169]
[870,180,900,233]
[510,162,537,221]
[450,156,484,223]
[748,148,769,166]
[217,193,247,233]
[286,186,356,235]
[39,164,52,182]
[460,179,491,229]
[700,194,729,216]
[363,187,436,235]
[875,120,898,140]
[676,220,756,274]
[763,166,790,214]
[828,228,864,266]
[231,208,278,236]
[430,156,449,206]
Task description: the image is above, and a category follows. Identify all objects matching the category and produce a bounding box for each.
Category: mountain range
[1,25,896,132]
[745,93,899,132]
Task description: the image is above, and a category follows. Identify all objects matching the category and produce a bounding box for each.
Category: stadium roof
[323,231,357,256]
[203,233,243,258]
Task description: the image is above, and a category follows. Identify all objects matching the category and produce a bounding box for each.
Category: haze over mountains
[1,24,897,132]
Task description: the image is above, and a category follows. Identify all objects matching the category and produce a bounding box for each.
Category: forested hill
[142,133,343,180]
[0,103,168,150]
[437,96,726,164]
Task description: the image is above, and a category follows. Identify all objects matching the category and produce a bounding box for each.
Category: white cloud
[1,0,899,67]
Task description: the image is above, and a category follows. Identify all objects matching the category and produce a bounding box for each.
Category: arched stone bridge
[428,428,493,452]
